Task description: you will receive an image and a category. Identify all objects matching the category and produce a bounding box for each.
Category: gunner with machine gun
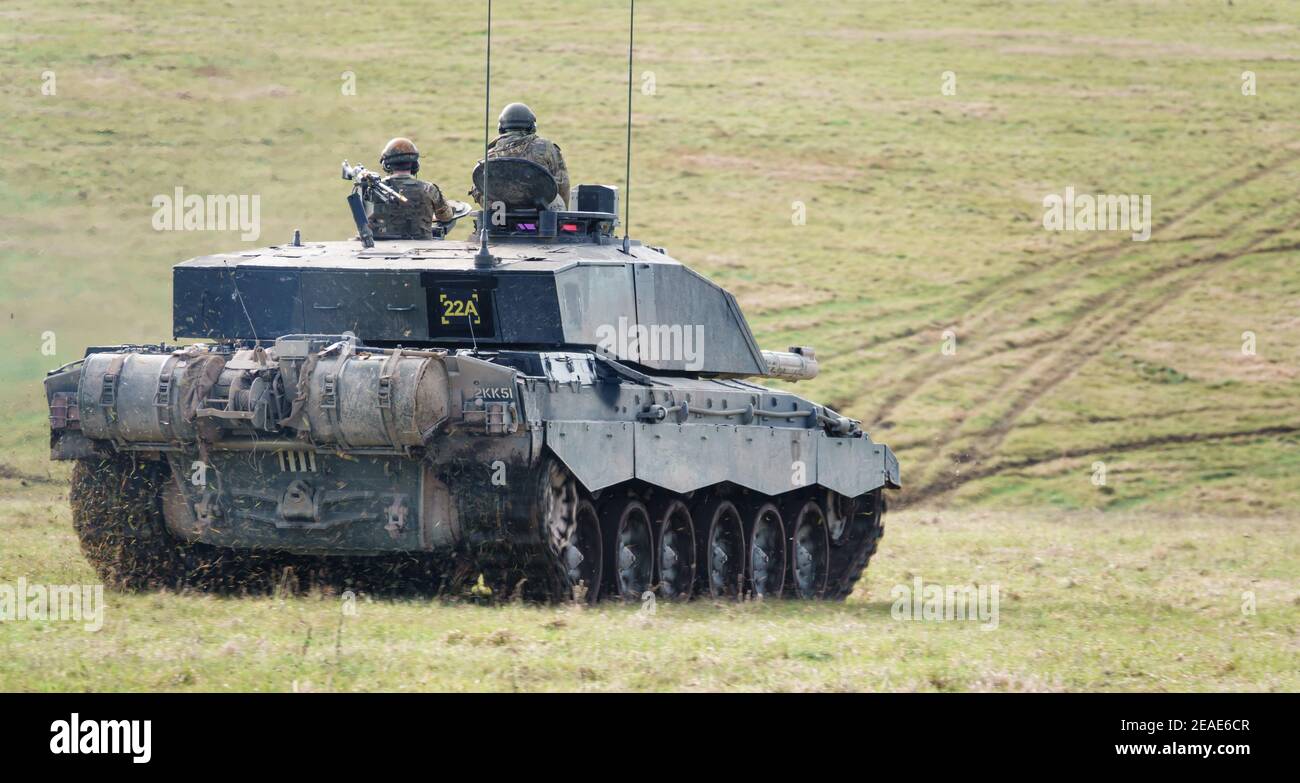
[365,138,458,239]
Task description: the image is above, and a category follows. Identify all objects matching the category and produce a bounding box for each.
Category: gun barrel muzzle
[761,347,818,381]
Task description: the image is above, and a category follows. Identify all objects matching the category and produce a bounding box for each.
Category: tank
[42,160,900,602]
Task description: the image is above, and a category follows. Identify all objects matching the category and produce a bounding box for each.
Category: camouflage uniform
[369,174,455,240]
[474,131,570,209]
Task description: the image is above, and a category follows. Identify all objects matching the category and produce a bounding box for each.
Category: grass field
[3,494,1295,692]
[1,0,1298,691]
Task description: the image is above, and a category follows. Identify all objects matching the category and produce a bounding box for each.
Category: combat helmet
[498,102,537,134]
[380,137,420,175]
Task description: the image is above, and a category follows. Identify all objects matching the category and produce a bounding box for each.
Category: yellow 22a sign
[439,291,482,326]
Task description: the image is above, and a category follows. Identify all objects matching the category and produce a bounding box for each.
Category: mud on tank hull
[46,336,898,601]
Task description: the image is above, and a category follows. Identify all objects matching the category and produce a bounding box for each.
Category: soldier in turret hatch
[470,103,571,210]
[369,137,456,240]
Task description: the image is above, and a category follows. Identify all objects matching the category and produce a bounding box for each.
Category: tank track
[444,457,602,603]
[444,459,889,603]
[69,455,886,602]
[826,491,886,601]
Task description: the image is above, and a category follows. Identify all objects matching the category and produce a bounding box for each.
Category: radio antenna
[474,0,498,268]
[620,0,635,255]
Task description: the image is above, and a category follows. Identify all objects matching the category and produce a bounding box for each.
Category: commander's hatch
[471,157,619,243]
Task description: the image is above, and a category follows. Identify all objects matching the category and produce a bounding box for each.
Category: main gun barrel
[760,346,819,381]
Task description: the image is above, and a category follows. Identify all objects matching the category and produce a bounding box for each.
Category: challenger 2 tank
[42,159,900,602]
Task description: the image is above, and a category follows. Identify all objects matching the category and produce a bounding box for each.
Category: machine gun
[341,160,407,248]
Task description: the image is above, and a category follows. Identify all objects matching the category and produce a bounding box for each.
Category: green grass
[1,490,1295,692]
[2,0,1299,504]
[1,0,1299,691]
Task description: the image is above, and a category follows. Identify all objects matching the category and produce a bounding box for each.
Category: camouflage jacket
[473,131,570,207]
[369,174,454,240]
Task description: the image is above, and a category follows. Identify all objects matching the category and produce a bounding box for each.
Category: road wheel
[607,499,654,600]
[746,502,786,599]
[652,497,696,600]
[694,494,744,600]
[786,500,830,599]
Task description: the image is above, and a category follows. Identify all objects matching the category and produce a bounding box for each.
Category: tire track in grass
[903,208,1300,484]
[907,216,1300,505]
[888,401,1300,452]
[0,462,59,485]
[864,150,1300,427]
[908,425,1300,504]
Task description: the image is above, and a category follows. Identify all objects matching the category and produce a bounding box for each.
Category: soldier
[471,103,570,209]
[369,137,457,240]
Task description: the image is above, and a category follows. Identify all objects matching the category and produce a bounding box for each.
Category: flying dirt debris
[43,157,899,602]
